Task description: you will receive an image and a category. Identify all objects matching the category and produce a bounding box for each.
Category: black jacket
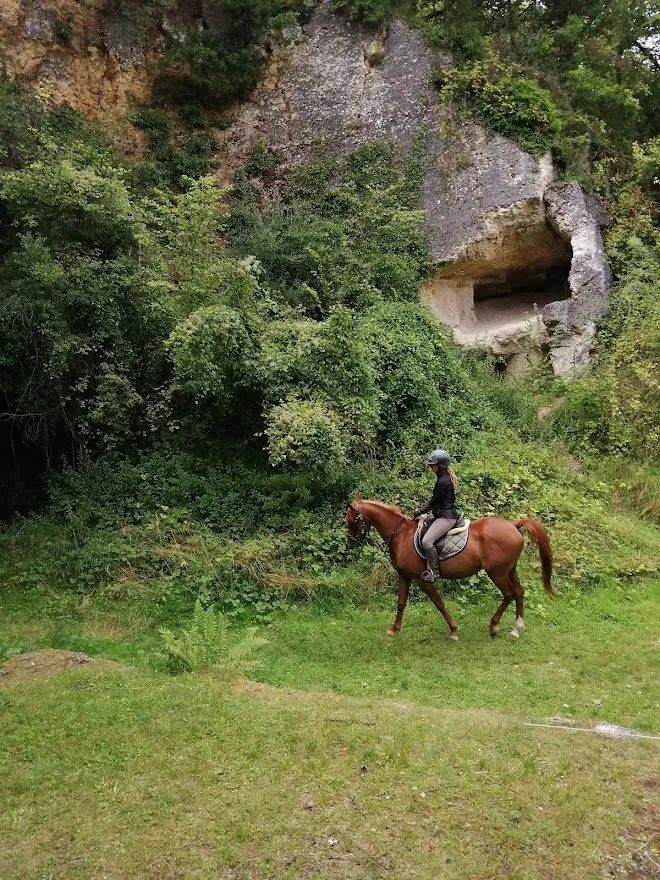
[413,472,458,520]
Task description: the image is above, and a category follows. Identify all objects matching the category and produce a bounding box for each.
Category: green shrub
[439,56,562,156]
[551,241,660,461]
[156,0,302,111]
[331,0,393,28]
[415,2,658,186]
[166,304,256,406]
[0,153,137,254]
[129,104,215,186]
[265,398,348,471]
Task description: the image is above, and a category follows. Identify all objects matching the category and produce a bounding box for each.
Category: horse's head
[346,493,373,548]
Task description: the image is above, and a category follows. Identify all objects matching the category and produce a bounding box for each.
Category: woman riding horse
[412,449,462,583]
[346,450,555,640]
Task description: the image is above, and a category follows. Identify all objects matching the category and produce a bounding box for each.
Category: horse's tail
[514,518,556,599]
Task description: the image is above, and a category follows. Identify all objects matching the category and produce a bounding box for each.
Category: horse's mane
[363,499,406,516]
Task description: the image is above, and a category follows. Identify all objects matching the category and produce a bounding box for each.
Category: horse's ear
[354,489,361,502]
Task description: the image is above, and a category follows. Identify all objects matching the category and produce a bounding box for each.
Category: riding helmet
[426,449,451,466]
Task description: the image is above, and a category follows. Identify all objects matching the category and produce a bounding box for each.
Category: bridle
[346,503,372,546]
[346,502,407,559]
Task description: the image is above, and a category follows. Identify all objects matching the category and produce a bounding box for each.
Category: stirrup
[421,568,438,583]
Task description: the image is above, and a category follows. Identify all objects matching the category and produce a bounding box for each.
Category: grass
[255,580,660,732]
[1,568,658,879]
[1,665,658,880]
[2,578,659,730]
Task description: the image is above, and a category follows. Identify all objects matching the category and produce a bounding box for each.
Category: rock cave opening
[422,220,574,373]
[469,261,572,342]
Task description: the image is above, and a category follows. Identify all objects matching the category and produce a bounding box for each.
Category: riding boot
[422,545,440,582]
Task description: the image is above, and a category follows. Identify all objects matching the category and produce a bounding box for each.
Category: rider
[412,449,461,583]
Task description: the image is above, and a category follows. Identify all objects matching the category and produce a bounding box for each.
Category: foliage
[129,104,216,187]
[231,145,427,317]
[438,55,562,156]
[159,598,268,672]
[265,398,348,470]
[414,0,659,184]
[551,240,660,461]
[0,22,658,631]
[156,0,303,111]
[166,304,255,406]
[331,0,393,27]
[104,0,174,32]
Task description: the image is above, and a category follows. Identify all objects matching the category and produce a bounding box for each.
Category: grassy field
[1,576,659,879]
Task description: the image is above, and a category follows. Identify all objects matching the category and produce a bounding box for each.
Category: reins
[382,515,407,560]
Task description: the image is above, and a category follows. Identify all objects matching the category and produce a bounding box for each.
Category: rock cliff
[222,2,611,374]
[0,0,611,374]
[0,0,154,128]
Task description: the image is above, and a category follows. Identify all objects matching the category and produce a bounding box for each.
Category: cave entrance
[469,261,571,341]
[422,220,573,372]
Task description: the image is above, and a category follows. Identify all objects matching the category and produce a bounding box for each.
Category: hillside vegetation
[0,4,659,877]
[1,0,658,616]
[0,4,657,619]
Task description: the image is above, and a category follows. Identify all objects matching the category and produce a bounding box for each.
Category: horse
[346,494,554,641]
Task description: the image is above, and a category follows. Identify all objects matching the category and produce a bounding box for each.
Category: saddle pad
[414,518,470,561]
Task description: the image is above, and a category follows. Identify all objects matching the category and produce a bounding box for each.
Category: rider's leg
[421,517,454,582]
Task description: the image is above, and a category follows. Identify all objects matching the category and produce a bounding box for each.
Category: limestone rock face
[223,2,612,375]
[0,0,156,132]
[542,183,612,374]
[0,0,610,374]
[219,4,438,170]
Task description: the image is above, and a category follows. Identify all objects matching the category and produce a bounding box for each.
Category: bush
[166,305,255,406]
[265,398,348,471]
[129,104,216,186]
[156,0,303,110]
[551,241,660,461]
[439,56,562,156]
[331,0,392,28]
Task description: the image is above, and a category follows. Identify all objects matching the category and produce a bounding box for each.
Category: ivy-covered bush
[551,240,660,461]
[156,0,303,111]
[438,55,562,157]
[414,0,659,184]
[330,0,393,28]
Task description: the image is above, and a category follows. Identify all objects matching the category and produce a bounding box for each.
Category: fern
[159,599,268,673]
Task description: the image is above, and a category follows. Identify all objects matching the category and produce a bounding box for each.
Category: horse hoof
[509,618,524,640]
[386,628,398,637]
[490,627,500,638]
[449,632,459,642]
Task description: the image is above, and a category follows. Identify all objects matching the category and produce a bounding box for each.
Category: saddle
[414,516,470,561]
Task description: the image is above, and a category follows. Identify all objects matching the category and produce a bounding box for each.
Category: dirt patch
[0,649,111,686]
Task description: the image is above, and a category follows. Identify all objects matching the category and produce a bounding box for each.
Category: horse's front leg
[419,581,459,641]
[387,575,410,636]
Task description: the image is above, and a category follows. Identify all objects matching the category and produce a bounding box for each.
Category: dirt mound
[0,649,109,685]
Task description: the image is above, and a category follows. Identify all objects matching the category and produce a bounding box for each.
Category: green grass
[1,665,658,880]
[2,579,659,730]
[1,574,658,879]
[255,580,660,732]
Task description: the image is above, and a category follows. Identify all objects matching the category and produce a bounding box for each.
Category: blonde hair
[440,463,459,491]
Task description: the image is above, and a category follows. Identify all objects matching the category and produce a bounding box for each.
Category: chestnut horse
[346,495,554,640]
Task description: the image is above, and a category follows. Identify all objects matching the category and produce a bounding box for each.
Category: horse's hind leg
[508,567,525,639]
[387,575,410,636]
[419,582,459,641]
[486,568,514,638]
